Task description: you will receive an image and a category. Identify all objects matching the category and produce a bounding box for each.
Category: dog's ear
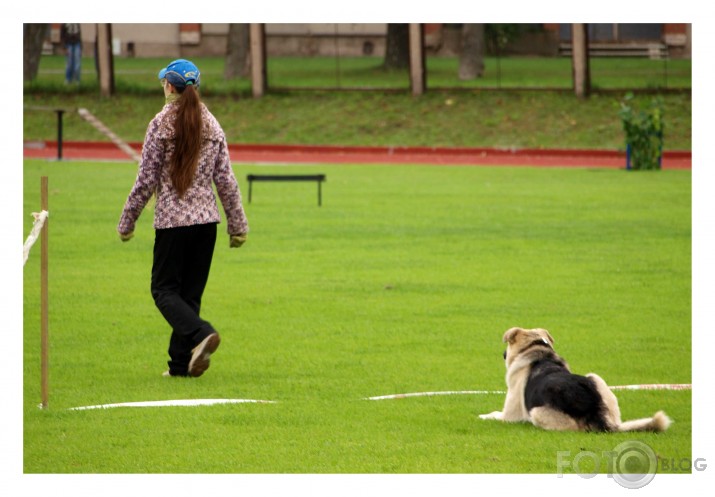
[543,330,555,345]
[503,327,523,344]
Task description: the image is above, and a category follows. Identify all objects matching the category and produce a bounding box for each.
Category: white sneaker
[188,333,220,377]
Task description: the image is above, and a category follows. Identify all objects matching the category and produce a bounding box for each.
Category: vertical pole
[334,24,341,89]
[684,23,691,59]
[97,23,115,97]
[408,23,425,96]
[496,49,502,89]
[250,23,267,98]
[40,176,49,409]
[571,23,591,98]
[56,110,64,161]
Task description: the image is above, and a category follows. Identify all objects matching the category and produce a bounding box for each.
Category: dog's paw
[479,411,503,420]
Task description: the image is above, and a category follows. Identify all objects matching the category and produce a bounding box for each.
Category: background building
[46,23,691,60]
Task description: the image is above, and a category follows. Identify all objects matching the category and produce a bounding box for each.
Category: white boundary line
[65,383,691,409]
[609,383,692,391]
[365,383,692,401]
[68,398,276,410]
[77,108,142,163]
[366,390,505,401]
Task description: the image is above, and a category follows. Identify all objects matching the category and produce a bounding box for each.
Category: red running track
[24,141,692,169]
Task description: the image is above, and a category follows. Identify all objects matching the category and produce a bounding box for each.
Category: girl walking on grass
[118,59,248,377]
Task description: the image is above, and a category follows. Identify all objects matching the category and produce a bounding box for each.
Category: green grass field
[23,158,691,474]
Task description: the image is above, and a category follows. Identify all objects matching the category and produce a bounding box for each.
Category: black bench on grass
[246,174,326,206]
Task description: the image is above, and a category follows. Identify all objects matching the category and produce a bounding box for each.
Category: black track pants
[151,223,218,375]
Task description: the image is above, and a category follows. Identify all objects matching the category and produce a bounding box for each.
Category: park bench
[246,174,327,206]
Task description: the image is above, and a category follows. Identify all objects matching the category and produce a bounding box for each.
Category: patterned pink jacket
[118,101,248,236]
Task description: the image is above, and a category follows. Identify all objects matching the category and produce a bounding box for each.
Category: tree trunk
[24,24,48,82]
[225,23,251,79]
[459,24,485,80]
[384,24,409,70]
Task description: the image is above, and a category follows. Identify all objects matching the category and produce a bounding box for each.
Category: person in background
[117,59,249,377]
[60,23,82,84]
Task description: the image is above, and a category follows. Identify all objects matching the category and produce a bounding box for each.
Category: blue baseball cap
[158,59,200,88]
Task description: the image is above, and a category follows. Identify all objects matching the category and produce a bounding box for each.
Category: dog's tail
[617,411,672,432]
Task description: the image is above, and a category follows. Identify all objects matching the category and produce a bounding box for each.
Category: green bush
[619,94,664,170]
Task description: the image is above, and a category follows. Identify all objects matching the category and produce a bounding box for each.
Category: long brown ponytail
[170,84,202,198]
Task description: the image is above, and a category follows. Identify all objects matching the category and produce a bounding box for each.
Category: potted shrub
[619,94,664,170]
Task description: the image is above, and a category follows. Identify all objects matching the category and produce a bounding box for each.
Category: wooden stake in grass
[22,179,50,409]
[41,176,49,409]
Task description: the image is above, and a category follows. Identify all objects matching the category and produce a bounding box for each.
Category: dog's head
[501,327,554,367]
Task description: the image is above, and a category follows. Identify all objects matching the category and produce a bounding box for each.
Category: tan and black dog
[479,327,671,432]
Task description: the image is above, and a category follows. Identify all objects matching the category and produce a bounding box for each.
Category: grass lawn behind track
[23,91,693,151]
[23,160,691,473]
[24,56,692,151]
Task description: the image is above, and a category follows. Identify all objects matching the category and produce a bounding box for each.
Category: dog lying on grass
[479,327,671,432]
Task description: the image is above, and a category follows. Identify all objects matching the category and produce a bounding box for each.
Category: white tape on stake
[23,211,49,266]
